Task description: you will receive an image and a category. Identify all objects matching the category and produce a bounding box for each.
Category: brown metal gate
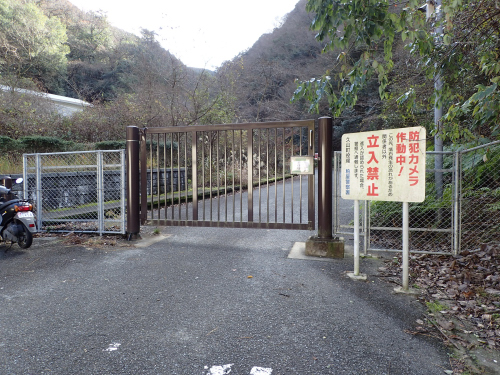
[133,120,315,230]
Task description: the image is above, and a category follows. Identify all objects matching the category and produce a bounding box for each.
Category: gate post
[126,126,140,238]
[318,116,333,239]
[305,116,344,258]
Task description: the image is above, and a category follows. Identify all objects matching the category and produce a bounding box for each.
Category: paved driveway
[0,227,451,374]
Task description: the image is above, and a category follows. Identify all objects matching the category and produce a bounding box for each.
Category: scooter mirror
[15,177,23,184]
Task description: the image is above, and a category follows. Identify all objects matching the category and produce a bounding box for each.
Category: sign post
[341,127,426,289]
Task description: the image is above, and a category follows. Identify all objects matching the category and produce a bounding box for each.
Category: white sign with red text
[341,127,426,203]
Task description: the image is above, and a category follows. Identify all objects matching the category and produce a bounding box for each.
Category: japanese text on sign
[341,127,426,202]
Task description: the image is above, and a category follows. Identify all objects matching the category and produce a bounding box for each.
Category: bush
[0,136,19,152]
[94,141,126,150]
[17,136,77,154]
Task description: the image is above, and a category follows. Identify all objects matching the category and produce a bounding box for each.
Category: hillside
[221,0,385,147]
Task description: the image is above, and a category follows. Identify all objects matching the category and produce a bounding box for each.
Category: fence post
[97,151,104,235]
[318,116,333,239]
[126,126,140,237]
[35,154,42,231]
[453,150,461,255]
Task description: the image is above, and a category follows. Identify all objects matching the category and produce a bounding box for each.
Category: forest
[0,0,498,159]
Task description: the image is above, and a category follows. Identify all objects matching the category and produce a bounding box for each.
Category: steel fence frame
[333,141,500,255]
[136,120,316,230]
[23,150,126,235]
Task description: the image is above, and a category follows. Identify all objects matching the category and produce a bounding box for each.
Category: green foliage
[0,135,18,151]
[145,140,178,152]
[0,0,69,93]
[426,301,447,314]
[473,148,500,189]
[17,136,78,154]
[294,0,500,143]
[94,141,126,150]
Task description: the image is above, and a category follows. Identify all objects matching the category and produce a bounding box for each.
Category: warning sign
[341,127,426,202]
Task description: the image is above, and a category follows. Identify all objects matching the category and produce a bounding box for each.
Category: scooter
[0,178,37,249]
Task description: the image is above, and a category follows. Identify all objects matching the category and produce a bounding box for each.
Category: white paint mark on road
[250,367,272,375]
[103,343,121,352]
[204,364,233,374]
[203,364,272,374]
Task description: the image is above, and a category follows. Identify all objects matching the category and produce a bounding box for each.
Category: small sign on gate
[290,156,314,175]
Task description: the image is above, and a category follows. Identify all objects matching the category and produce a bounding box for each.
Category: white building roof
[0,85,92,116]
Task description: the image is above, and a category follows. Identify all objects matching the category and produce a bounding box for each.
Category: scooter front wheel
[17,222,33,249]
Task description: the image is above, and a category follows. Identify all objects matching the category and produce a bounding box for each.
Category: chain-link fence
[458,142,500,250]
[333,141,500,255]
[23,150,126,234]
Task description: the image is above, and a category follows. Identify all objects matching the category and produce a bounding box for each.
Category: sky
[68,0,300,70]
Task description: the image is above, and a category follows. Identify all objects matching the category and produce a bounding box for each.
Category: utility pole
[428,0,444,220]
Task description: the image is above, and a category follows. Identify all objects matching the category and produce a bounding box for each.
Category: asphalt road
[0,226,452,375]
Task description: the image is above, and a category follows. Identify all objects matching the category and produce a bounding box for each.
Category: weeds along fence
[23,150,126,234]
[334,141,500,255]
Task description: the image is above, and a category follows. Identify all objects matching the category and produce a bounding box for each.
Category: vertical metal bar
[36,154,42,231]
[216,131,220,222]
[177,133,182,219]
[282,127,285,223]
[202,132,205,220]
[232,130,235,222]
[22,155,27,200]
[224,131,228,221]
[97,151,104,235]
[333,151,338,234]
[363,200,368,255]
[453,151,461,255]
[248,128,254,223]
[266,128,270,223]
[184,132,188,221]
[210,132,213,221]
[299,127,303,223]
[240,130,243,222]
[354,199,360,276]
[148,135,155,219]
[192,131,198,221]
[156,134,160,219]
[149,134,154,220]
[458,150,462,254]
[258,128,262,223]
[308,122,315,230]
[163,133,168,220]
[318,117,333,238]
[367,202,372,252]
[120,150,126,234]
[170,133,174,220]
[290,126,294,223]
[275,128,278,223]
[402,202,410,291]
[140,129,148,225]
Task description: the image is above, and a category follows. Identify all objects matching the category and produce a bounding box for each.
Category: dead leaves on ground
[379,243,500,350]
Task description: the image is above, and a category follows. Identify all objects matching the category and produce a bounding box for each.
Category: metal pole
[126,126,140,236]
[354,199,360,276]
[97,151,104,235]
[402,202,409,291]
[36,154,42,231]
[433,0,444,221]
[333,151,338,235]
[363,200,368,255]
[120,150,126,234]
[23,155,27,200]
[318,116,333,239]
[453,151,461,255]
